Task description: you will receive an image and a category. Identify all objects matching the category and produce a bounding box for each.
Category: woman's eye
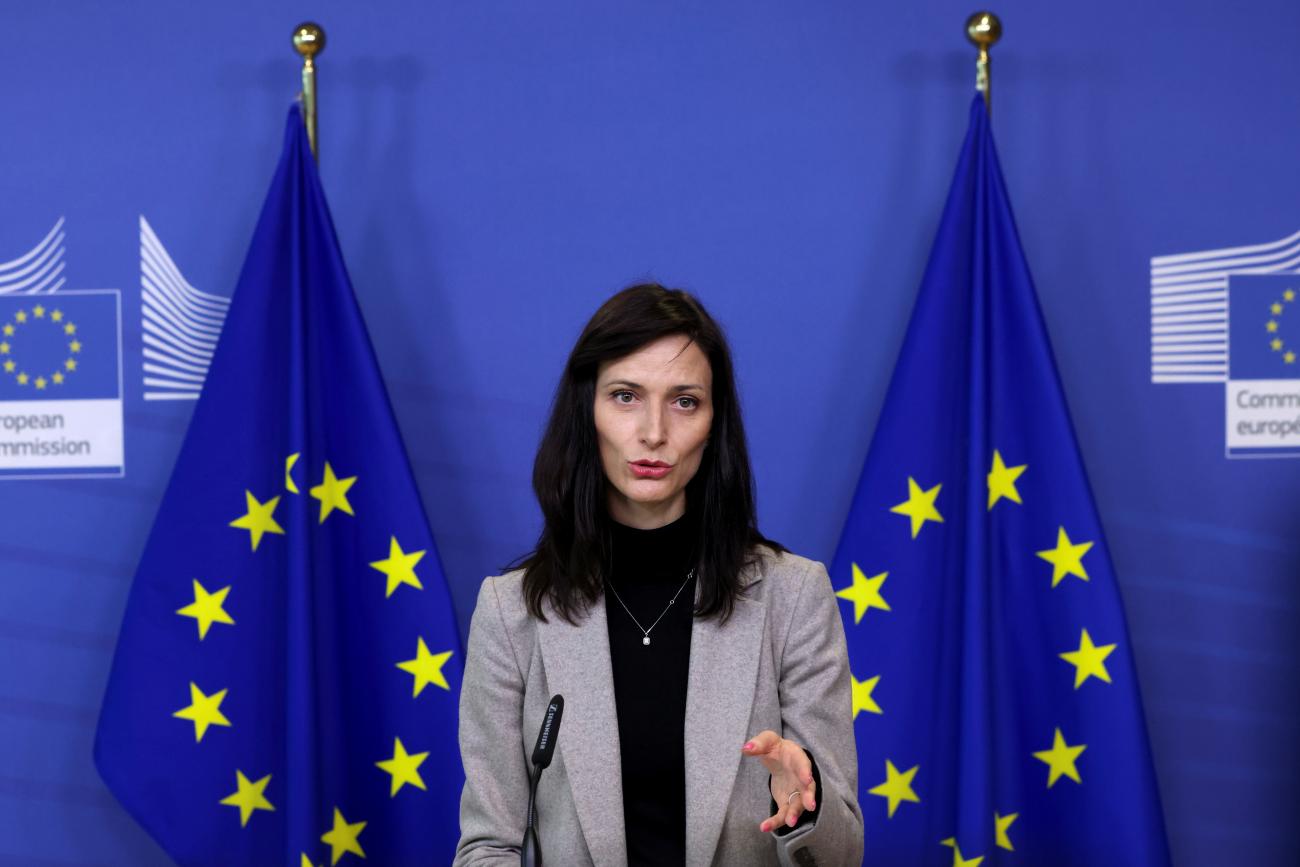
[613,390,635,404]
[675,396,698,409]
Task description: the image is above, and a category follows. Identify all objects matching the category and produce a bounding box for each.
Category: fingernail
[788,814,797,827]
[759,821,769,833]
[742,741,755,751]
[810,800,816,810]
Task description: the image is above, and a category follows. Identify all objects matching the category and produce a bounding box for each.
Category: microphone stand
[521,765,544,867]
[521,695,563,867]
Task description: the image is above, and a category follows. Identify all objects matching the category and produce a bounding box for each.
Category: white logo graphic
[0,222,125,479]
[0,217,67,296]
[1151,230,1300,458]
[1150,229,1300,384]
[140,216,230,401]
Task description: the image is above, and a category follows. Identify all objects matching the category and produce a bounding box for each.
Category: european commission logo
[0,215,235,481]
[1150,229,1300,459]
[0,220,125,479]
[1226,275,1300,457]
[0,292,124,477]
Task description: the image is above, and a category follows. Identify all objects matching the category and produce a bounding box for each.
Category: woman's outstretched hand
[741,730,816,833]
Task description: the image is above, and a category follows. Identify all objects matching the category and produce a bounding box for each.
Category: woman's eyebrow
[602,379,707,392]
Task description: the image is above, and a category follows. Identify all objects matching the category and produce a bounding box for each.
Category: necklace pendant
[642,636,651,646]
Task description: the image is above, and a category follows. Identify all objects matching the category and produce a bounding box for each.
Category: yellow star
[32,305,45,318]
[310,462,357,523]
[2,324,12,336]
[867,759,920,818]
[51,371,63,384]
[1033,727,1086,787]
[851,673,882,718]
[1060,628,1116,688]
[0,342,8,354]
[3,360,13,373]
[1287,289,1297,302]
[34,377,47,390]
[286,452,302,494]
[16,373,28,385]
[172,682,231,742]
[65,358,77,371]
[835,563,890,624]
[987,450,1027,509]
[63,322,76,335]
[994,811,1018,851]
[376,737,430,797]
[397,637,454,696]
[370,536,425,597]
[321,807,366,864]
[1267,320,1279,333]
[1287,352,1297,365]
[301,855,321,867]
[220,770,274,826]
[1272,338,1284,351]
[229,491,284,551]
[176,578,235,639]
[69,339,82,353]
[1271,302,1284,315]
[1036,527,1093,587]
[890,477,943,538]
[15,310,26,323]
[50,309,63,322]
[939,840,984,867]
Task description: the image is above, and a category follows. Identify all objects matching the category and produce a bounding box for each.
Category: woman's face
[593,334,714,529]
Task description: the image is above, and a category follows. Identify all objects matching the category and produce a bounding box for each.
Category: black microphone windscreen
[531,695,564,770]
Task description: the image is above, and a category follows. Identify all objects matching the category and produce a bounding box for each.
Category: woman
[455,284,863,866]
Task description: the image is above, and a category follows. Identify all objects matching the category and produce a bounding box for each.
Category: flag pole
[965,12,1002,115]
[292,22,326,161]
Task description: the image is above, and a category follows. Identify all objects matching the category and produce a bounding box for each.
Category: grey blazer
[454,548,864,866]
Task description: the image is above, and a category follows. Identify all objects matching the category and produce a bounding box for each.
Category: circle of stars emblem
[1265,287,1297,365]
[0,305,83,389]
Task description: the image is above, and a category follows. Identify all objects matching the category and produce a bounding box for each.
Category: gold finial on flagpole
[965,12,1002,115]
[292,22,326,161]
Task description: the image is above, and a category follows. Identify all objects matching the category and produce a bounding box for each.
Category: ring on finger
[786,789,800,805]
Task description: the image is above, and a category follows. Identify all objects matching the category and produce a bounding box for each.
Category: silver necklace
[606,569,696,646]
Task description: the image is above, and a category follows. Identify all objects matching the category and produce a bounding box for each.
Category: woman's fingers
[746,734,818,831]
[762,775,808,832]
[785,793,804,827]
[741,730,781,756]
[801,775,817,812]
[759,805,783,833]
[760,794,804,833]
[793,751,817,811]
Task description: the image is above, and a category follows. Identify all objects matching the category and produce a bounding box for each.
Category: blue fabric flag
[95,106,464,867]
[829,97,1170,866]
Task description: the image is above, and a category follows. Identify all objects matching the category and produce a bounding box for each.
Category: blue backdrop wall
[1,1,1297,865]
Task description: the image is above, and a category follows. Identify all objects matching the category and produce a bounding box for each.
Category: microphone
[532,695,564,770]
[522,695,564,867]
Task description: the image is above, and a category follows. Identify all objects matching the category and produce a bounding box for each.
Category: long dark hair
[515,283,783,625]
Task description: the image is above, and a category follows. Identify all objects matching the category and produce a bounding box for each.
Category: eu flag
[95,106,464,866]
[830,98,1170,866]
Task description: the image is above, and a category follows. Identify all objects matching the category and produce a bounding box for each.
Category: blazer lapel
[536,597,628,867]
[684,582,768,866]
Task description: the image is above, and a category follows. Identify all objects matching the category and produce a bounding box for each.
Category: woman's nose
[639,404,667,448]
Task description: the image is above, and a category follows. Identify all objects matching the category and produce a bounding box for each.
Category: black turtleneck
[607,513,696,867]
[605,514,821,863]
